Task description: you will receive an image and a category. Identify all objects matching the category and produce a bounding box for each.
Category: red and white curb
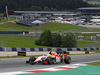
[0,64,86,75]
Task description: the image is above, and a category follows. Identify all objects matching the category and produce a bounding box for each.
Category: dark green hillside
[0,0,88,12]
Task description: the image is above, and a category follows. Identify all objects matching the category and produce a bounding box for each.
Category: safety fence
[0,47,100,52]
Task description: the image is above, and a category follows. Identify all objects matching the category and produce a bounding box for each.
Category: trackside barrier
[77,48,81,51]
[0,48,4,51]
[12,48,17,51]
[0,47,100,52]
[18,52,26,56]
[85,51,89,54]
[21,48,26,51]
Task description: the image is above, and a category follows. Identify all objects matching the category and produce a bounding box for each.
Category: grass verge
[0,22,34,31]
[89,50,100,54]
[42,22,87,31]
[0,22,87,31]
[0,55,41,59]
[77,40,100,48]
[0,36,56,48]
[88,62,100,65]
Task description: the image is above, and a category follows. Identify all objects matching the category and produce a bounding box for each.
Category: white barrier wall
[0,47,100,52]
[0,51,94,56]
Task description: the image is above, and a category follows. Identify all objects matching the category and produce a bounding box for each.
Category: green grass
[0,18,14,23]
[0,55,41,59]
[42,22,87,31]
[77,40,100,48]
[0,22,34,31]
[0,36,55,48]
[88,1,100,5]
[89,50,100,53]
[88,62,100,65]
[0,22,87,32]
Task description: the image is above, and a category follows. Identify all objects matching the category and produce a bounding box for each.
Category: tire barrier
[0,47,100,52]
[18,52,26,56]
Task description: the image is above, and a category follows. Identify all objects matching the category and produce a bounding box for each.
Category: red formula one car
[26,51,71,65]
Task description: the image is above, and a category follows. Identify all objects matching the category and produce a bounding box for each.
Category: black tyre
[29,56,36,65]
[26,61,30,63]
[29,56,36,61]
[47,57,55,65]
[30,60,36,65]
[64,56,71,64]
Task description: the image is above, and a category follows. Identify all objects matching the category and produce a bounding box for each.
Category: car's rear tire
[47,57,54,65]
[29,56,36,65]
[64,56,71,64]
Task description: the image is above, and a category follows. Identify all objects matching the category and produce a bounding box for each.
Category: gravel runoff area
[0,51,94,56]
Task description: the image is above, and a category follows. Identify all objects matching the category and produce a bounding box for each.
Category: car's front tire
[29,56,36,65]
[30,60,36,65]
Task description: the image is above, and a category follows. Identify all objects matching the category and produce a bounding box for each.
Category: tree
[0,18,1,22]
[44,6,50,11]
[50,8,57,11]
[39,29,52,46]
[84,18,91,23]
[35,31,77,48]
[52,33,61,47]
[0,0,89,12]
[62,32,77,48]
[31,6,42,11]
[8,10,15,15]
[35,39,41,45]
[35,30,61,47]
